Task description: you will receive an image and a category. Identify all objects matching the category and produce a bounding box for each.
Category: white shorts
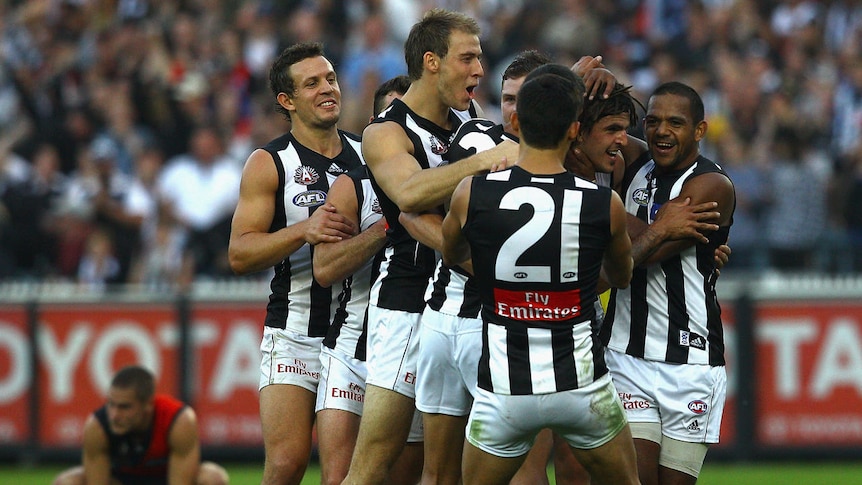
[316,346,367,415]
[604,348,726,444]
[466,373,627,458]
[365,304,421,398]
[416,307,482,416]
[259,327,323,392]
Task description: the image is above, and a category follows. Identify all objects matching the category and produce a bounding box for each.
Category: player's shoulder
[448,118,511,163]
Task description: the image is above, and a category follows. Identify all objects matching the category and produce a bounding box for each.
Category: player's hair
[269,42,330,120]
[373,75,411,116]
[517,71,584,149]
[524,63,586,119]
[111,365,156,403]
[501,50,552,85]
[404,9,480,81]
[580,82,643,135]
[650,81,705,123]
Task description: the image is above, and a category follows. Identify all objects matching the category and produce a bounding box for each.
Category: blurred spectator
[156,124,240,278]
[1,0,862,281]
[77,226,121,291]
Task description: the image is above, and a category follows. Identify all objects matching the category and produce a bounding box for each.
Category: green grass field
[4,461,862,484]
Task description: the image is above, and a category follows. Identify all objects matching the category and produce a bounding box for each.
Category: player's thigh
[358,384,417,443]
[316,408,361,483]
[462,440,527,485]
[569,424,639,485]
[259,383,316,456]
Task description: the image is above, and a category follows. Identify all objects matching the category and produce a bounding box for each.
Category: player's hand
[572,55,616,100]
[564,146,595,180]
[715,244,731,269]
[305,204,357,244]
[653,197,720,243]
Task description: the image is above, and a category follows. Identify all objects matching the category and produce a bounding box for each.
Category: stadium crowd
[0,0,861,290]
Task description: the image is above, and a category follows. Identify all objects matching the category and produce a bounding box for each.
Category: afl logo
[514,272,528,279]
[293,190,327,207]
[294,166,320,185]
[688,400,708,415]
[632,188,650,206]
[429,135,448,155]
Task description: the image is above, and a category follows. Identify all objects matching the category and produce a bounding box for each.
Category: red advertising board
[0,305,31,444]
[37,304,179,447]
[755,300,862,446]
[717,303,736,448]
[189,303,265,446]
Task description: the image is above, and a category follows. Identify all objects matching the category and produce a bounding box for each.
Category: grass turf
[4,462,862,484]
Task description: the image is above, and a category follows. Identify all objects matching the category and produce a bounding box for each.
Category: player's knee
[658,437,708,478]
[52,467,85,485]
[197,462,230,485]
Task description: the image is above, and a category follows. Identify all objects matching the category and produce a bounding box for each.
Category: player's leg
[657,438,707,485]
[462,441,528,485]
[197,461,230,485]
[653,361,726,485]
[568,425,639,485]
[342,307,422,485]
[316,349,366,485]
[509,428,551,485]
[52,466,86,485]
[630,427,661,485]
[342,384,416,484]
[416,309,478,485]
[258,328,322,485]
[551,431,591,485]
[260,384,316,485]
[388,413,425,485]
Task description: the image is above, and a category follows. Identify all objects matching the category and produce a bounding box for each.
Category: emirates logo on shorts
[294,166,320,185]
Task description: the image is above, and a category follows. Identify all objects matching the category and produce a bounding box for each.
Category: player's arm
[167,407,202,485]
[630,172,734,266]
[313,174,387,287]
[362,121,517,214]
[228,149,356,275]
[81,414,113,484]
[399,211,444,252]
[441,176,472,267]
[601,190,633,289]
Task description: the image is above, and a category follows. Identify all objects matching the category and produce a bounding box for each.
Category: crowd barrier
[1,273,861,464]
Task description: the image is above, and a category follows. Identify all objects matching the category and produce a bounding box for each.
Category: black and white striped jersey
[464,166,613,395]
[323,166,383,361]
[367,98,471,313]
[426,118,515,318]
[263,131,364,336]
[601,153,733,366]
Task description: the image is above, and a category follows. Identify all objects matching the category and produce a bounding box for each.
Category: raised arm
[228,149,356,275]
[313,174,387,287]
[167,407,202,485]
[441,176,473,268]
[362,121,517,214]
[81,415,112,485]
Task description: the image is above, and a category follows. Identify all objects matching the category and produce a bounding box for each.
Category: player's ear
[568,121,581,142]
[511,112,520,134]
[425,52,440,74]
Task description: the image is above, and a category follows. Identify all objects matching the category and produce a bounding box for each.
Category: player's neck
[516,145,568,175]
[290,123,342,158]
[401,82,453,130]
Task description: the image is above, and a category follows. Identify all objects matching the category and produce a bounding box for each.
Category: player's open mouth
[321,100,337,108]
[653,141,673,152]
[467,85,476,98]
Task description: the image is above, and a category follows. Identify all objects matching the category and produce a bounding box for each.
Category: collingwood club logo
[294,166,319,185]
[429,134,448,155]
